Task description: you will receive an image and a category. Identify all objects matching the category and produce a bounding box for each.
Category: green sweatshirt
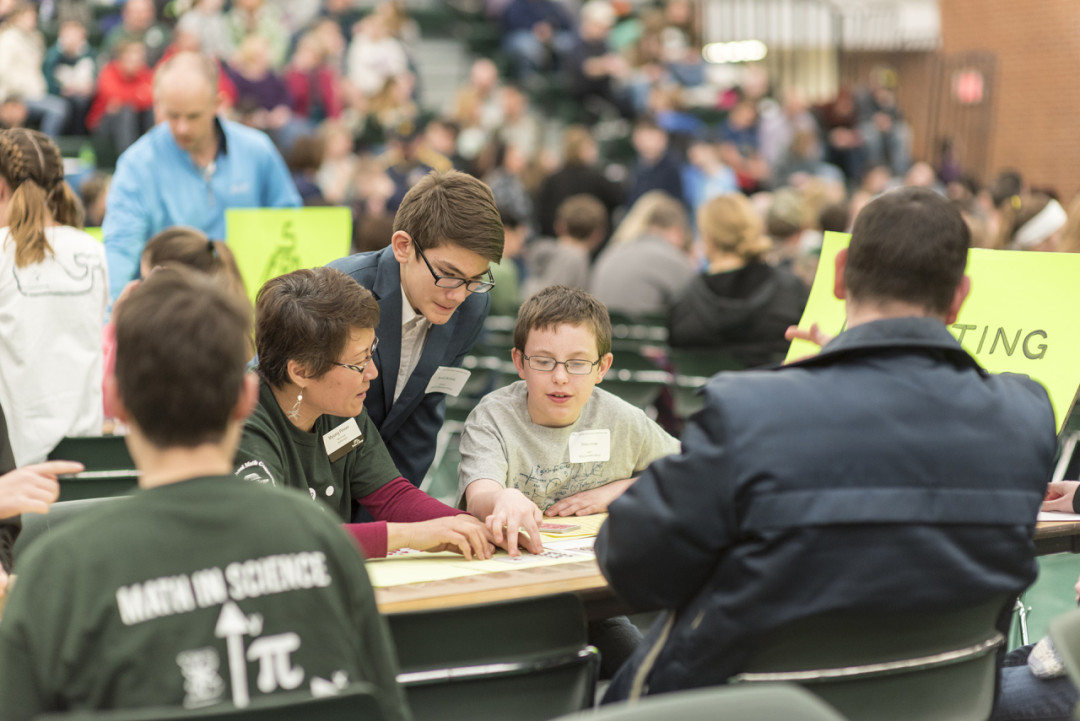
[234,382,401,521]
[0,475,410,721]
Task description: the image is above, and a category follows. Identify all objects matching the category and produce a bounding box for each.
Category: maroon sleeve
[344,478,468,558]
[344,521,388,559]
[360,477,468,523]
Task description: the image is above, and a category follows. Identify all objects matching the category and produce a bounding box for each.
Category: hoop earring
[287,391,303,420]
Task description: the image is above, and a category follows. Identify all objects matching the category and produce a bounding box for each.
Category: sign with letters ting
[225,208,352,305]
[787,232,1080,429]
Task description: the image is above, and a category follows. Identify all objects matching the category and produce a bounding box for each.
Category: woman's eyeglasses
[334,336,380,374]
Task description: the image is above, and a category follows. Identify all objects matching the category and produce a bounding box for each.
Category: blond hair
[562,126,595,166]
[698,193,770,260]
[0,129,83,268]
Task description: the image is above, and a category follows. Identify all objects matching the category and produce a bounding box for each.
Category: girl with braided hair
[0,128,107,466]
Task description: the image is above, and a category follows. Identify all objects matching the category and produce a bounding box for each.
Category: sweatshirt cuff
[344,521,388,559]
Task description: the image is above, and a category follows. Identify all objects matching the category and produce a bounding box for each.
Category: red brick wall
[941,0,1080,199]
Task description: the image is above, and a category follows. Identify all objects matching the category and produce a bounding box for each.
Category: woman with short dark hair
[236,266,494,559]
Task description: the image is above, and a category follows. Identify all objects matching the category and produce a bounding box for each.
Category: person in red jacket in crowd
[87,40,155,155]
[283,32,343,123]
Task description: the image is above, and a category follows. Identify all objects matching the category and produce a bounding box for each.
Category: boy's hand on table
[1043,481,1080,513]
[401,516,495,561]
[545,479,634,517]
[487,488,543,557]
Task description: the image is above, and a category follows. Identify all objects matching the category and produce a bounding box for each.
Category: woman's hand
[398,516,494,561]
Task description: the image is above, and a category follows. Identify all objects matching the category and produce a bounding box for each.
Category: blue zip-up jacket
[102,118,301,301]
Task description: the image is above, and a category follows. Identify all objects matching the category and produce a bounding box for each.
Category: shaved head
[155,51,218,99]
[154,52,223,158]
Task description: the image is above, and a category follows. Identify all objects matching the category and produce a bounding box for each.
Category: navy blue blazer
[328,247,490,489]
[598,317,1057,699]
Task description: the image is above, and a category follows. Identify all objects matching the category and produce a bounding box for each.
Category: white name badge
[568,429,611,463]
[323,418,364,462]
[425,367,471,396]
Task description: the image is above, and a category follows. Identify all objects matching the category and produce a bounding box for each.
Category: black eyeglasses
[334,336,379,374]
[414,242,495,294]
[521,354,601,375]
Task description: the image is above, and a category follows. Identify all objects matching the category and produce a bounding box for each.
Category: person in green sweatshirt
[0,268,410,721]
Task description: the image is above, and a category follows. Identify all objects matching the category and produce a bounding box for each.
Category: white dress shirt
[394,286,431,404]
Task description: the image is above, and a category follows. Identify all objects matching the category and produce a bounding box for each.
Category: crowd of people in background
[2,0,1077,324]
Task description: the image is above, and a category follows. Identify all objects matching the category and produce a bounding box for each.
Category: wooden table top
[375,559,610,615]
[1034,520,1080,538]
[373,521,1080,616]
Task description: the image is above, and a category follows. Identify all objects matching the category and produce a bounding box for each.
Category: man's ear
[945,275,971,325]
[391,231,413,264]
[104,373,129,423]
[833,247,849,300]
[595,352,614,383]
[214,89,229,114]
[233,372,260,422]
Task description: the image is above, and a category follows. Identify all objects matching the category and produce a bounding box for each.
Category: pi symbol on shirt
[247,633,305,694]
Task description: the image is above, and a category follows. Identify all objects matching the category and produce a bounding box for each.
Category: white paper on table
[1038,511,1080,522]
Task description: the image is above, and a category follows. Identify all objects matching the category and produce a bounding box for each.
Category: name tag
[323,418,364,462]
[568,429,611,463]
[424,367,471,396]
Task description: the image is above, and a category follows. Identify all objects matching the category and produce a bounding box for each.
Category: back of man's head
[556,194,607,242]
[114,268,251,448]
[846,186,970,316]
[644,196,687,232]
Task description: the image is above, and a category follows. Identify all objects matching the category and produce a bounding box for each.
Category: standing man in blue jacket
[102,51,300,301]
[329,171,504,496]
[598,187,1058,703]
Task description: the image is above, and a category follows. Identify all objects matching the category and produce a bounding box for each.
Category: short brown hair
[556,194,607,240]
[846,186,969,315]
[393,170,504,263]
[114,268,251,448]
[256,267,380,388]
[144,226,246,299]
[514,285,612,358]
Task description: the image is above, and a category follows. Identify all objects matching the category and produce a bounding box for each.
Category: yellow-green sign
[225,207,352,305]
[787,231,1080,429]
[85,226,103,242]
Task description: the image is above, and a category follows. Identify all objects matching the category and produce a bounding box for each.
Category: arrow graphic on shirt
[215,602,251,709]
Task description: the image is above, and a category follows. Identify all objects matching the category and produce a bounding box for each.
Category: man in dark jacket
[625,118,684,209]
[598,186,1057,702]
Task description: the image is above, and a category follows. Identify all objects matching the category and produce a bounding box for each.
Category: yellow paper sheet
[786,233,1080,429]
[365,514,607,588]
[365,553,490,587]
